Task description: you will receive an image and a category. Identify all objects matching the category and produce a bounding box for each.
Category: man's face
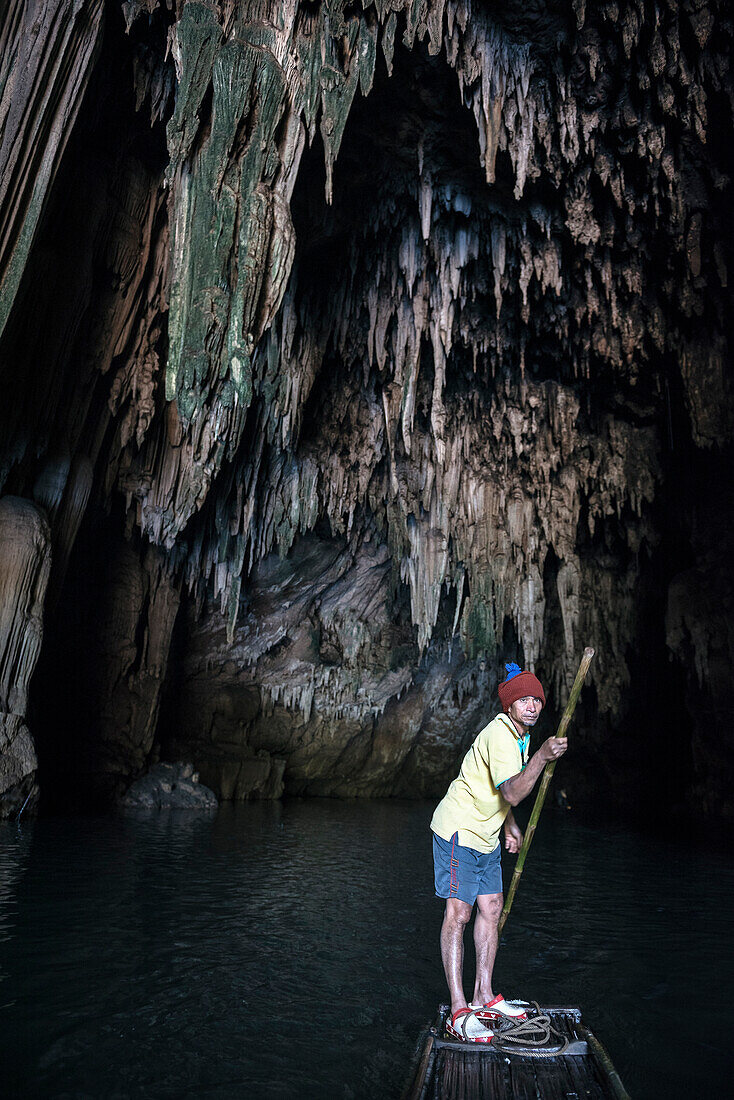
[508,695,543,729]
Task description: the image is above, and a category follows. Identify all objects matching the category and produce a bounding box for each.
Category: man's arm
[503,809,523,852]
[498,737,568,807]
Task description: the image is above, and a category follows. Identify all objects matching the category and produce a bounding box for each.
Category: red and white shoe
[470,995,528,1021]
[445,1007,494,1043]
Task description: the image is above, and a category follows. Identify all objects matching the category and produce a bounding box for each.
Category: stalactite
[107,0,733,580]
[0,0,104,337]
[0,0,731,807]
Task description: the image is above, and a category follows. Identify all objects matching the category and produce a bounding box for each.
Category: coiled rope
[489,1003,569,1057]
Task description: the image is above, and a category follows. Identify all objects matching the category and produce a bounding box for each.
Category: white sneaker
[445,1008,494,1043]
[470,995,528,1021]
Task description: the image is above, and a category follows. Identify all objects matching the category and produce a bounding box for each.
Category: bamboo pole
[577,1025,631,1100]
[498,646,595,935]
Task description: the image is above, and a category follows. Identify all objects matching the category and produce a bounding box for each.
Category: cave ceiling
[0,0,732,817]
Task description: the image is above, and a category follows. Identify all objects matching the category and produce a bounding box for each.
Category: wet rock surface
[0,498,51,816]
[0,0,731,819]
[120,762,218,811]
[164,532,492,799]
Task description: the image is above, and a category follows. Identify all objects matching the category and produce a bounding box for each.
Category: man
[430,661,568,1043]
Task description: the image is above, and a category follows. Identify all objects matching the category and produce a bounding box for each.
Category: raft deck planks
[403,1005,629,1100]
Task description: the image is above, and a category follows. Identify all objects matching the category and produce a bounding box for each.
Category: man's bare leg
[440,898,474,1015]
[472,892,503,1005]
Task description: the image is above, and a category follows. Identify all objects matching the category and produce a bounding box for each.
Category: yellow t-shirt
[430,713,529,853]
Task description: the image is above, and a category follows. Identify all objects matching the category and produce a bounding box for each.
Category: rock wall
[0,498,51,814]
[0,0,731,820]
[0,0,104,335]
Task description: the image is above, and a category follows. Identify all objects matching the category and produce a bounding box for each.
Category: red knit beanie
[498,662,546,710]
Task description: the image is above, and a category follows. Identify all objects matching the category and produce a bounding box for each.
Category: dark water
[1,800,733,1099]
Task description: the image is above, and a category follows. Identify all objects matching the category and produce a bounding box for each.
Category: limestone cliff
[0,0,731,820]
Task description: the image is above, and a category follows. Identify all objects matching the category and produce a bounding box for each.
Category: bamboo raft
[403,1004,630,1100]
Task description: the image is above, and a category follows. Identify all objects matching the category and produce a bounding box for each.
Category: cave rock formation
[0,0,732,819]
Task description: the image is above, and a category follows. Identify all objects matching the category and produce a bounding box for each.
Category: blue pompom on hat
[504,662,522,680]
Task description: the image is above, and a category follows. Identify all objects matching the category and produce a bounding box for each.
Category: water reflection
[0,823,30,994]
[0,802,732,1098]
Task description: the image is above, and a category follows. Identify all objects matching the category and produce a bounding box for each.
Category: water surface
[1,800,732,1097]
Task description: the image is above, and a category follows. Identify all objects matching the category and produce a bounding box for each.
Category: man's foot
[445,1007,494,1043]
[469,995,528,1021]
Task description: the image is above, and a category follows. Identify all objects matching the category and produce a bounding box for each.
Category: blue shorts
[432,831,502,905]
